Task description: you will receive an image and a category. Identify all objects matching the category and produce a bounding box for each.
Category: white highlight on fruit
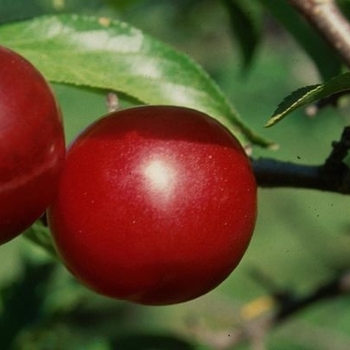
[143,159,177,200]
[144,160,174,191]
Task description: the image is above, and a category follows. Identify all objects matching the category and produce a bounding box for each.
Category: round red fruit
[0,46,65,244]
[48,106,257,305]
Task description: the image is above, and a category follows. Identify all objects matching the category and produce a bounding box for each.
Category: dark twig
[324,126,350,170]
[274,270,350,323]
[252,126,350,194]
[288,0,350,68]
[252,159,325,190]
[193,270,350,349]
[306,90,350,117]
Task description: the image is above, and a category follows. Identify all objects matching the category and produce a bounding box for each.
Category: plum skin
[48,105,257,305]
[0,46,65,244]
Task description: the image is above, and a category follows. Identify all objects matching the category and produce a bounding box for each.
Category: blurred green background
[1,1,350,349]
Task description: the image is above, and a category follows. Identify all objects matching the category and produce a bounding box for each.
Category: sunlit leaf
[0,14,273,148]
[266,72,350,127]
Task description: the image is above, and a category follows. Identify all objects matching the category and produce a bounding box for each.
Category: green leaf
[337,0,350,20]
[0,0,42,25]
[0,261,55,349]
[111,334,196,350]
[23,221,58,258]
[260,0,342,81]
[223,0,262,69]
[266,72,350,127]
[0,14,273,148]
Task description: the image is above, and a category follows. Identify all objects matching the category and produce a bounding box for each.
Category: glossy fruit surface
[48,106,257,305]
[0,46,65,244]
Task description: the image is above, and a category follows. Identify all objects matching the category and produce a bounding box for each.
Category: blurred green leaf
[260,0,343,81]
[14,323,112,350]
[266,72,350,127]
[222,0,262,69]
[103,0,142,10]
[111,333,196,350]
[23,220,58,258]
[0,261,55,349]
[337,0,350,19]
[0,0,42,24]
[0,14,273,148]
[0,0,108,24]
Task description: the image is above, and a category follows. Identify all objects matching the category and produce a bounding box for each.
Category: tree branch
[288,0,350,68]
[252,159,326,190]
[192,269,350,349]
[274,270,350,323]
[252,126,350,194]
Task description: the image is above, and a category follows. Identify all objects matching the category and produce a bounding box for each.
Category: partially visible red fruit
[0,45,65,244]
